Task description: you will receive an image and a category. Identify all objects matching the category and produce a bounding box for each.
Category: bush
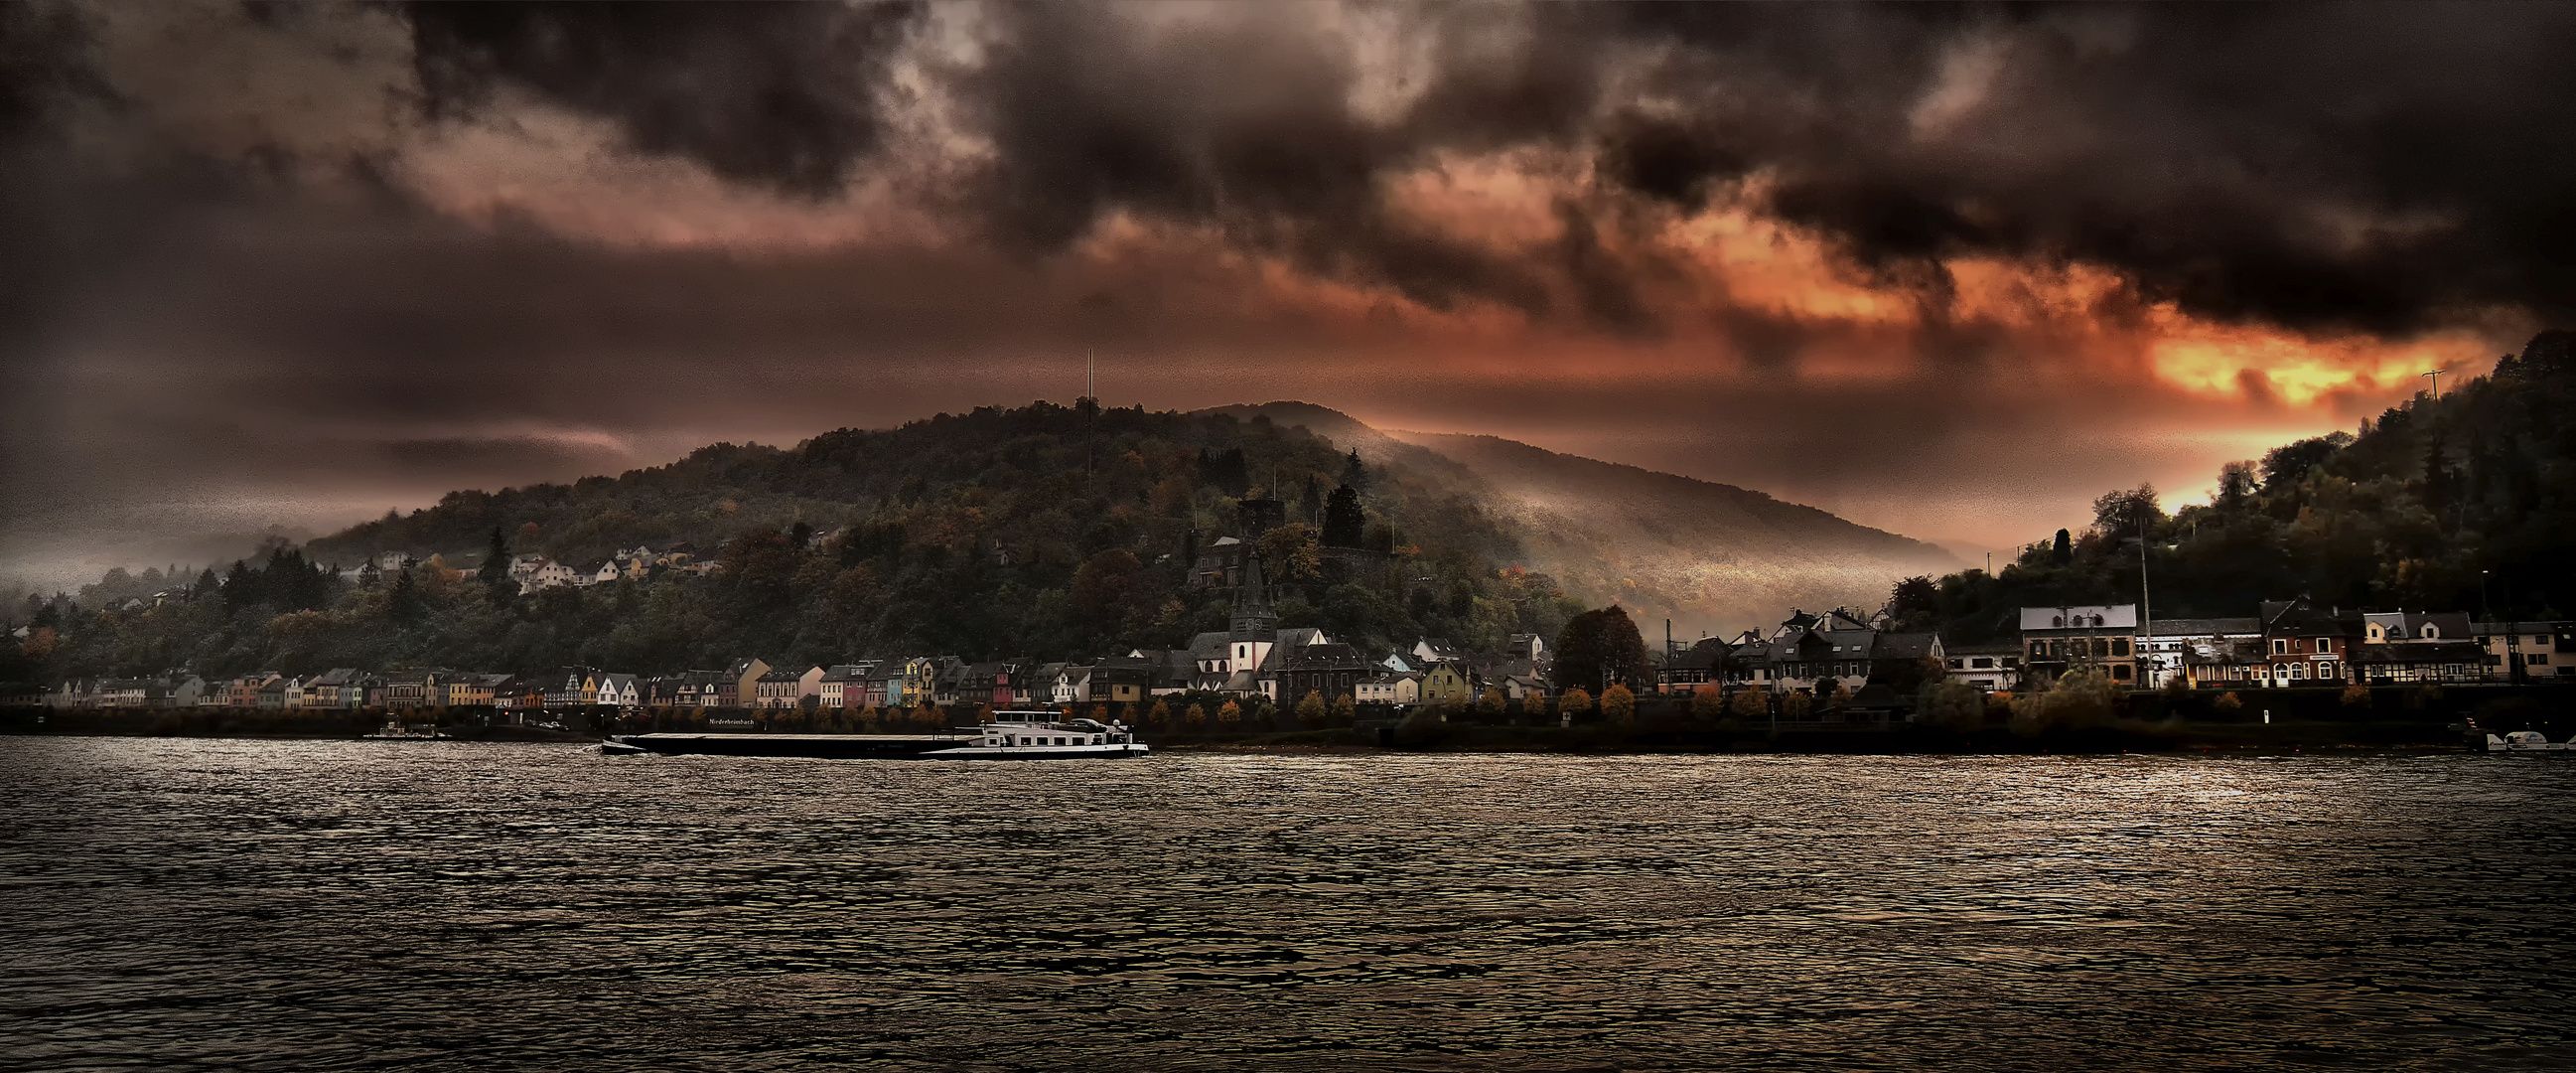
[1690,685,1723,721]
[2340,683,2371,709]
[2012,669,2115,734]
[1919,680,1986,732]
[1296,690,1328,727]
[1728,688,1769,720]
[1601,684,1636,726]
[2214,690,2243,715]
[1558,688,1594,721]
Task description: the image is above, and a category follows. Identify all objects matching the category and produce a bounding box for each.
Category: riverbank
[1144,717,2490,755]
[0,708,2512,753]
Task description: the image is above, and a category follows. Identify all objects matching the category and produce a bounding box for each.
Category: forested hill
[1886,329,2576,643]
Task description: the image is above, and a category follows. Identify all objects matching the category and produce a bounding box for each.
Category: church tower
[1228,551,1278,675]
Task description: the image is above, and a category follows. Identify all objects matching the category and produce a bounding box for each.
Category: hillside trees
[1892,330,2576,640]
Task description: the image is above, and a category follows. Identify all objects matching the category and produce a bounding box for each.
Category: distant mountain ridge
[1207,402,1958,633]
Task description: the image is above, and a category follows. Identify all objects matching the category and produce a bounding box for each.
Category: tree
[1340,449,1367,491]
[2217,461,2257,510]
[1557,687,1593,721]
[1330,694,1355,725]
[2214,690,2243,716]
[2012,669,2116,734]
[1216,699,1242,726]
[2091,484,2163,540]
[1920,681,1985,732]
[1601,684,1636,725]
[1554,605,1649,694]
[1184,702,1208,727]
[1781,690,1812,720]
[2051,529,2074,565]
[1690,685,1723,721]
[1728,688,1768,721]
[1322,485,1365,547]
[1296,690,1328,727]
[388,567,424,623]
[2341,683,2372,709]
[1477,687,1507,719]
[1256,525,1324,583]
[1148,697,1172,727]
[1072,548,1145,631]
[478,528,512,589]
[1886,575,1938,628]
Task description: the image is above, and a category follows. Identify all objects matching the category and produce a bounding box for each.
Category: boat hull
[612,732,1149,760]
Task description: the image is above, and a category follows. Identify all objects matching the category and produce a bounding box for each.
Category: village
[20,534,2571,725]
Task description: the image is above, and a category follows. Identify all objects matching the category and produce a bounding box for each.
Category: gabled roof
[1873,633,1940,661]
[2148,617,2261,637]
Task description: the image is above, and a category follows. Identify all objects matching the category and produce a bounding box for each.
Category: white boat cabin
[974,710,1136,751]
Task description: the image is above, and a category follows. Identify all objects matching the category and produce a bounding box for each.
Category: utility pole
[2423,368,2444,400]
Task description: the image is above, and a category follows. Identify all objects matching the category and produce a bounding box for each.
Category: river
[3,738,2571,1071]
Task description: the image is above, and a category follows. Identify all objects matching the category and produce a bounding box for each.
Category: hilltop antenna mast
[1085,350,1095,488]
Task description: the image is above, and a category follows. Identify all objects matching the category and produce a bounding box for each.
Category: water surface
[4,739,2572,1071]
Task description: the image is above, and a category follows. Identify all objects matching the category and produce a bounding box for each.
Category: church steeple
[1229,551,1276,642]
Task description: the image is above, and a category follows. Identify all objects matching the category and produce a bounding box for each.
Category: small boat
[2487,731,2570,752]
[609,710,1149,760]
[360,720,448,740]
[599,739,648,756]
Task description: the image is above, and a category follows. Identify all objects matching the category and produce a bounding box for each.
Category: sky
[3,1,2569,592]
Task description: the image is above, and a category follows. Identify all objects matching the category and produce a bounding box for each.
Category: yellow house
[1420,661,1474,704]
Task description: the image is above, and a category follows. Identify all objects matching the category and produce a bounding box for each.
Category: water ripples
[4,740,2573,1071]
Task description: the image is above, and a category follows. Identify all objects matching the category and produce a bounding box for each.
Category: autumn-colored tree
[1824,681,1853,708]
[1690,685,1723,721]
[1148,697,1172,727]
[1782,690,1812,720]
[1217,699,1242,725]
[1184,702,1208,727]
[1330,694,1355,725]
[1601,684,1636,725]
[1477,687,1507,719]
[1088,703,1112,724]
[2341,683,2371,709]
[1728,687,1768,720]
[2214,690,2243,714]
[1296,690,1328,727]
[1256,524,1325,583]
[1558,687,1594,720]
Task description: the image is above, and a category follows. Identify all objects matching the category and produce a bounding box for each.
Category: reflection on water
[3,739,2572,1071]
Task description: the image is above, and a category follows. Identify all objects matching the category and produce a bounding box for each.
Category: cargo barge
[607,710,1148,760]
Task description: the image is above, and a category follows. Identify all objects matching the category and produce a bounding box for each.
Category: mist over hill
[1210,403,1958,635]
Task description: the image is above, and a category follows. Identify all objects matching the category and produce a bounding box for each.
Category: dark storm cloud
[377,1,2576,338]
[1592,2,2576,335]
[406,0,925,199]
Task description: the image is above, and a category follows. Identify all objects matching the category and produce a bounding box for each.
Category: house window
[2317,638,2334,654]
[2112,639,2131,657]
[2273,639,2289,655]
